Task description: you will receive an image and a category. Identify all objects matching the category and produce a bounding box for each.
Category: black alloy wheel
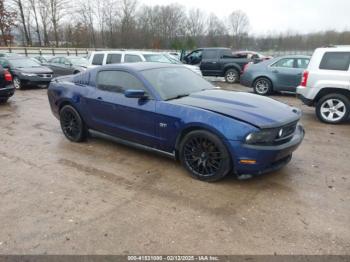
[179,130,231,182]
[59,105,87,142]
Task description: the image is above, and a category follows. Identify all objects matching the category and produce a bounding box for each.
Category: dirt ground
[0,83,349,255]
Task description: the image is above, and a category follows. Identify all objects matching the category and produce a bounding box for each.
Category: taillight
[243,63,251,74]
[4,69,12,82]
[300,70,309,87]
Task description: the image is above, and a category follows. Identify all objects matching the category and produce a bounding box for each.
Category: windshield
[69,57,89,66]
[141,67,214,101]
[143,54,174,63]
[9,58,41,68]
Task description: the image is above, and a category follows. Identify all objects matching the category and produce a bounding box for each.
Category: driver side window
[51,58,60,64]
[97,70,146,94]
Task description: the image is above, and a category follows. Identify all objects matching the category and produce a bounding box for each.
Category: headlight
[245,129,279,145]
[21,73,37,77]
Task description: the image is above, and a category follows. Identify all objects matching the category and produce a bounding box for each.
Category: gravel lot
[0,83,349,255]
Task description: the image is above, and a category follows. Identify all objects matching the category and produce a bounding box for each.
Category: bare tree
[0,0,16,46]
[186,8,205,38]
[206,13,227,46]
[12,0,32,45]
[101,0,120,47]
[38,0,50,46]
[159,4,186,47]
[227,10,250,48]
[76,0,96,47]
[48,0,68,46]
[120,0,137,47]
[28,0,41,45]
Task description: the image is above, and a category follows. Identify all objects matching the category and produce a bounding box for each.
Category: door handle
[97,97,103,100]
[272,70,279,73]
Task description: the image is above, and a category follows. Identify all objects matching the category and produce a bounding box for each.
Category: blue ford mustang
[48,63,305,182]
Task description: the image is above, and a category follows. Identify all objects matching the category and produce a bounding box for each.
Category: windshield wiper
[166,93,190,101]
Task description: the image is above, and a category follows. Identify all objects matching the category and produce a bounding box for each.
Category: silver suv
[297,46,350,124]
[87,50,202,76]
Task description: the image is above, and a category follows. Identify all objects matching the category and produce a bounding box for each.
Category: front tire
[179,130,232,182]
[0,98,9,104]
[59,105,87,142]
[13,76,22,90]
[316,94,350,124]
[253,77,272,95]
[224,69,239,83]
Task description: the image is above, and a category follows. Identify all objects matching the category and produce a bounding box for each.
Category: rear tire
[179,130,232,182]
[59,105,87,142]
[316,93,350,124]
[13,76,22,90]
[253,77,272,95]
[224,68,239,83]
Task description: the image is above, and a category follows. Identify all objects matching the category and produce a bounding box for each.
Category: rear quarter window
[203,50,218,59]
[124,55,142,63]
[319,52,350,71]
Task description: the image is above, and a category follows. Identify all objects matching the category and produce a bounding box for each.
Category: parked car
[87,50,202,75]
[48,63,304,182]
[297,47,350,124]
[0,57,53,89]
[0,65,14,103]
[182,48,263,83]
[240,55,310,95]
[0,52,22,58]
[33,55,54,64]
[46,56,89,77]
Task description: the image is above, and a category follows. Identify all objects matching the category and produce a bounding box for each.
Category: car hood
[74,65,88,69]
[169,90,301,128]
[17,66,53,74]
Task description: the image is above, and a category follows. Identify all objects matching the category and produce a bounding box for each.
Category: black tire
[224,68,239,83]
[13,76,22,90]
[0,98,9,104]
[59,105,87,142]
[179,130,232,182]
[253,77,273,95]
[316,93,350,124]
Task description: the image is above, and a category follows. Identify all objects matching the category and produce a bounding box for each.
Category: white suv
[87,50,202,76]
[297,47,350,124]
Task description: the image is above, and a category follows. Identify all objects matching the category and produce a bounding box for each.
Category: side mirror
[124,89,146,99]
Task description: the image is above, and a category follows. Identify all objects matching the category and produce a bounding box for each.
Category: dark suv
[183,48,261,83]
[0,65,14,103]
[0,57,53,89]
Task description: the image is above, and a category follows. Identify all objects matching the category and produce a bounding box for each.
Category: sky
[141,0,350,35]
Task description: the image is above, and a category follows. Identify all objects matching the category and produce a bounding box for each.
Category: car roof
[275,55,311,59]
[90,50,161,55]
[197,47,230,50]
[315,46,350,52]
[2,56,31,61]
[97,62,182,72]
